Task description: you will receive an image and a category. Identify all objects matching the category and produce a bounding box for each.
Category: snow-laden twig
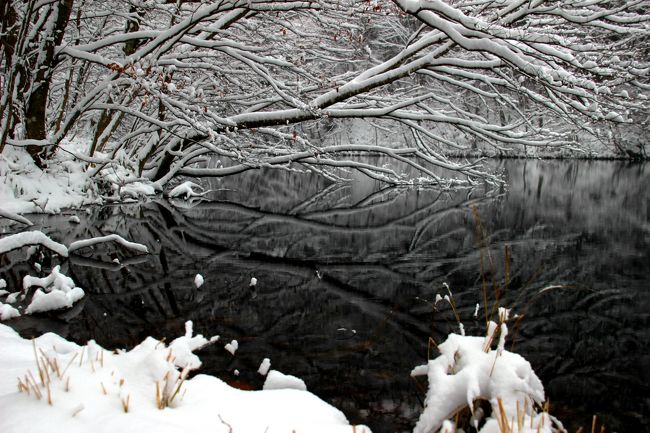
[167,181,207,199]
[68,234,149,254]
[0,208,33,226]
[0,231,68,256]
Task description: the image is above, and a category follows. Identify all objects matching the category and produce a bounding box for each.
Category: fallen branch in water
[68,234,148,254]
[0,208,33,226]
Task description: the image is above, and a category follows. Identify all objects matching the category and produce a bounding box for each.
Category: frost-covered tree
[0,0,648,188]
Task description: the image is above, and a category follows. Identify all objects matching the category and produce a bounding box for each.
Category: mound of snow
[263,370,307,391]
[0,322,369,433]
[22,266,85,314]
[0,303,20,320]
[0,145,101,214]
[412,324,558,433]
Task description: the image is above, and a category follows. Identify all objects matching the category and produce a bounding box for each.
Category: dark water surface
[1,159,648,433]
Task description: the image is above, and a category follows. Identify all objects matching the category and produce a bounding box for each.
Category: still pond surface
[2,159,648,433]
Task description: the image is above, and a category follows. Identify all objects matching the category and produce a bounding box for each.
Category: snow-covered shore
[0,322,368,433]
[0,313,561,433]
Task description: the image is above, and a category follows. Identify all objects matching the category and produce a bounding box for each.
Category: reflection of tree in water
[1,160,648,433]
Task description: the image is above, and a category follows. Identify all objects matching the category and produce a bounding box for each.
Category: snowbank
[0,145,100,214]
[0,323,369,433]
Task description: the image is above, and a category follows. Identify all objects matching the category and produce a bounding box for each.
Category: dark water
[1,159,648,433]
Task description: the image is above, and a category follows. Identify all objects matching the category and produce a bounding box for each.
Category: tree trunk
[24,0,74,167]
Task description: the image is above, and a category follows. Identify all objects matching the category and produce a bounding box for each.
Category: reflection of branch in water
[407,193,502,251]
[70,254,150,271]
[288,183,350,215]
[297,185,409,219]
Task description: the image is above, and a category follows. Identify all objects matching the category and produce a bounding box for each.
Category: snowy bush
[412,323,564,433]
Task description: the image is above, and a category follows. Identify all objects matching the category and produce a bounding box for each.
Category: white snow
[168,181,205,199]
[412,326,552,433]
[0,231,68,257]
[0,145,101,214]
[250,277,257,287]
[5,292,20,304]
[25,288,85,314]
[224,340,238,355]
[0,303,20,320]
[258,358,271,376]
[68,234,148,254]
[119,182,157,198]
[263,370,307,391]
[194,274,204,288]
[167,321,212,369]
[0,279,6,289]
[68,215,81,224]
[0,208,33,226]
[0,323,367,433]
[23,266,85,314]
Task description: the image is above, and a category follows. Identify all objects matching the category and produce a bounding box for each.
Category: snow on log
[167,181,206,199]
[68,234,148,254]
[0,208,33,226]
[0,231,68,257]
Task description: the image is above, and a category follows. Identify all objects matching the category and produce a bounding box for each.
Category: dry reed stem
[41,356,51,386]
[155,381,162,409]
[46,380,52,405]
[121,394,130,413]
[71,404,84,417]
[61,353,78,378]
[591,415,597,433]
[472,207,491,327]
[497,397,509,433]
[53,357,61,378]
[100,382,107,395]
[26,371,42,400]
[17,377,29,394]
[32,340,45,385]
[38,348,59,378]
[218,414,233,433]
[428,337,439,360]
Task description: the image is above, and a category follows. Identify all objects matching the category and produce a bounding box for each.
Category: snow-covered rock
[23,266,85,314]
[263,370,307,391]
